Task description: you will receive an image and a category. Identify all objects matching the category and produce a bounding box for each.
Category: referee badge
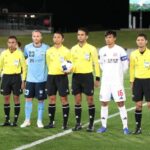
[144,61,150,69]
[14,60,19,66]
[84,53,90,61]
[60,56,65,63]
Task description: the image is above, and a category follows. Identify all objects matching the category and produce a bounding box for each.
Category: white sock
[118,105,128,129]
[101,106,108,128]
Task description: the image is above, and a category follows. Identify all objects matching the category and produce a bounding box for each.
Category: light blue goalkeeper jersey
[24,43,49,83]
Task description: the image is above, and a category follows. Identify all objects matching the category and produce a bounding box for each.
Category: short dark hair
[105,30,117,37]
[17,41,21,47]
[8,35,18,41]
[54,31,64,38]
[137,33,147,40]
[78,27,89,35]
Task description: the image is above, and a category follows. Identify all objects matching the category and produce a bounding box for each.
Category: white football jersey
[99,44,128,84]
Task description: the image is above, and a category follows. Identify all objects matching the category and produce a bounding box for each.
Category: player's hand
[94,80,100,88]
[130,82,133,89]
[64,72,71,75]
[21,81,26,90]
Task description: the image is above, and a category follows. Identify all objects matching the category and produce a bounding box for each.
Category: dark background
[0,0,149,32]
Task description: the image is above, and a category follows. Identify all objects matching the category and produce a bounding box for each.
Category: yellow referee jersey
[0,49,27,80]
[71,42,100,77]
[46,45,71,75]
[130,48,150,82]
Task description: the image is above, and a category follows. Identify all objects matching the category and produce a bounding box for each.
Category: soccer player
[71,27,100,132]
[130,33,150,134]
[44,31,70,130]
[20,30,49,128]
[97,30,130,134]
[0,36,26,126]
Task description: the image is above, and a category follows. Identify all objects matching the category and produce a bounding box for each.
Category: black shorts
[1,74,22,96]
[132,78,150,102]
[25,82,47,100]
[47,75,69,97]
[72,73,94,96]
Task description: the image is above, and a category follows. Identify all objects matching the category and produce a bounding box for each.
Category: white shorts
[99,83,126,102]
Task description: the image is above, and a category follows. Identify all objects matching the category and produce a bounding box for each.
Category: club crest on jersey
[103,53,107,57]
[113,53,118,56]
[29,51,35,57]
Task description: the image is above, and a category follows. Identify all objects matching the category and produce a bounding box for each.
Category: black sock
[62,104,69,127]
[75,105,82,124]
[88,105,95,127]
[48,104,56,124]
[14,104,20,123]
[135,110,142,129]
[4,104,10,122]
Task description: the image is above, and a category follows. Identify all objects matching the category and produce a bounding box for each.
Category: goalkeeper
[44,31,71,130]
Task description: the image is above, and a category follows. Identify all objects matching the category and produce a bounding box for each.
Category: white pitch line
[14,103,146,150]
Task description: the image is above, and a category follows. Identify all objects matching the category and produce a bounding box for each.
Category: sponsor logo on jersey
[106,59,118,63]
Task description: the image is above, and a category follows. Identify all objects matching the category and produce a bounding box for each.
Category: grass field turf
[0,30,150,150]
[1,73,150,150]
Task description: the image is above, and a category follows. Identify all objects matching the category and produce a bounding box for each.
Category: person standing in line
[130,33,150,134]
[97,30,130,134]
[44,31,71,130]
[71,27,100,132]
[0,36,26,126]
[20,30,49,128]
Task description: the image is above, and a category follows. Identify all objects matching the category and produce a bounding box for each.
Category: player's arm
[91,47,101,87]
[66,49,72,62]
[46,50,50,71]
[22,46,28,79]
[92,48,100,79]
[129,52,135,88]
[20,52,27,81]
[20,52,27,89]
[98,49,103,71]
[24,46,28,59]
[45,46,49,72]
[0,52,4,75]
[120,49,129,73]
[65,49,72,73]
[70,49,75,72]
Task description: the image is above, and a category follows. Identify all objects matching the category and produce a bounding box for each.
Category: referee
[71,27,100,132]
[0,36,26,126]
[130,33,150,134]
[44,31,70,130]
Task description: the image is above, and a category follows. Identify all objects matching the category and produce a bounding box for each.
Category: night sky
[0,0,149,31]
